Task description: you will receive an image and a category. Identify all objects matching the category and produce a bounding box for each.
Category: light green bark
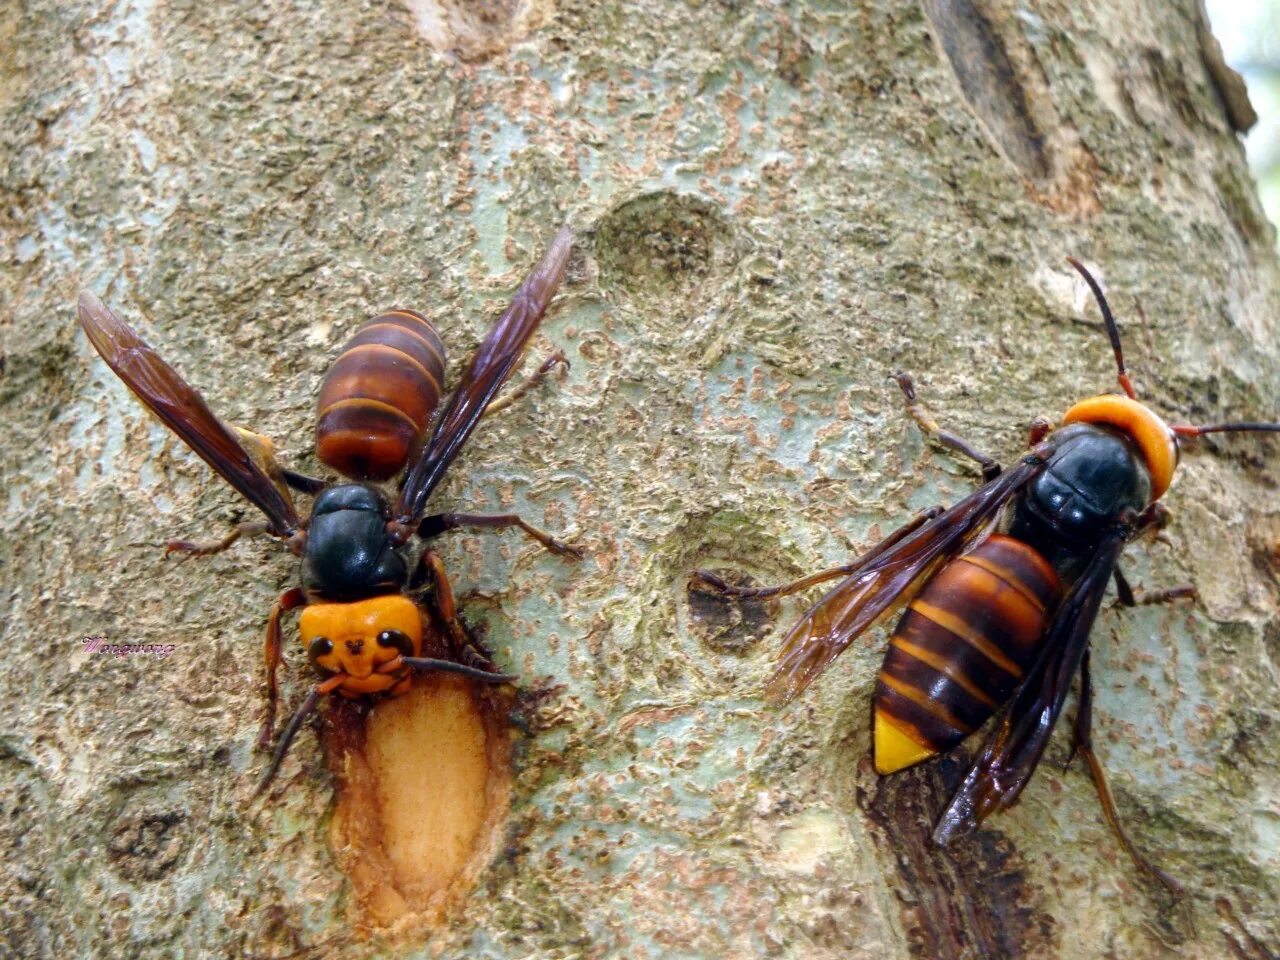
[2,0,1278,957]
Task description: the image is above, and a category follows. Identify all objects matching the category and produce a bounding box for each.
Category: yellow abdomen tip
[874,709,938,774]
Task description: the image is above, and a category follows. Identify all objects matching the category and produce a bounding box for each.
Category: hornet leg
[1112,568,1197,608]
[255,673,344,796]
[1111,505,1195,607]
[165,429,302,557]
[417,511,583,560]
[166,520,271,558]
[1027,417,1053,447]
[259,587,306,749]
[691,506,944,599]
[1073,650,1183,897]
[412,549,494,669]
[893,372,1001,481]
[483,350,569,417]
[166,468,323,558]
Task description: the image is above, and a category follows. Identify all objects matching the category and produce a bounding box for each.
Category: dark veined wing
[392,227,573,530]
[766,457,1046,704]
[932,527,1127,844]
[77,291,302,537]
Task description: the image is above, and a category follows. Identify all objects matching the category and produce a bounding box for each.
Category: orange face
[299,595,423,697]
[1061,394,1179,502]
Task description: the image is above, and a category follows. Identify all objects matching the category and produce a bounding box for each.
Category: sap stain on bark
[856,753,1055,960]
[672,511,812,658]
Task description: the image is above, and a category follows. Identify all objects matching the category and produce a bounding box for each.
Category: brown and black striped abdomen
[315,311,446,481]
[873,534,1060,773]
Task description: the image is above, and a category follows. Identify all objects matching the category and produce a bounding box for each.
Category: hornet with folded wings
[695,258,1279,892]
[79,228,579,791]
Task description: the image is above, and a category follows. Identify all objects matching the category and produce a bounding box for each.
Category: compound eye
[308,636,333,668]
[376,629,414,657]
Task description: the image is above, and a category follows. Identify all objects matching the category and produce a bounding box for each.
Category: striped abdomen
[873,534,1060,773]
[315,311,446,481]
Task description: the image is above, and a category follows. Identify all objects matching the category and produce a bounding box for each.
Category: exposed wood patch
[324,674,515,937]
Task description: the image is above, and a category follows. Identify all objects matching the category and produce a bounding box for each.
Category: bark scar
[921,0,1100,215]
[1195,1,1258,134]
[921,0,1048,180]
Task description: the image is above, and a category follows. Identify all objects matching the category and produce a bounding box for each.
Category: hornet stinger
[694,258,1279,894]
[79,228,580,792]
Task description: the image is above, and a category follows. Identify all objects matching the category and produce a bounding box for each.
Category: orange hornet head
[1062,257,1280,504]
[299,594,423,696]
[1060,395,1178,502]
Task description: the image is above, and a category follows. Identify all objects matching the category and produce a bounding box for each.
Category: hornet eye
[308,636,333,668]
[376,630,414,657]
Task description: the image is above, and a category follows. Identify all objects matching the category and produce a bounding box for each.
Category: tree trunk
[3,0,1278,957]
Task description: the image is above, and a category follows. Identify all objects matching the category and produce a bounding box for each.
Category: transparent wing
[932,529,1126,844]
[393,227,572,529]
[766,458,1045,703]
[78,291,301,537]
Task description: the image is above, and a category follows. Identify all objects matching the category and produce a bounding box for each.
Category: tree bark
[2,0,1278,958]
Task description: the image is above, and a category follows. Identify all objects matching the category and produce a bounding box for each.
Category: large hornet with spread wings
[695,258,1279,892]
[79,228,579,791]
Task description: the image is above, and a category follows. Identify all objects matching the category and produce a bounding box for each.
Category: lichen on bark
[2,1,1279,958]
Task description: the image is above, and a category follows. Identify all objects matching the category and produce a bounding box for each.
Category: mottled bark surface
[2,0,1278,957]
